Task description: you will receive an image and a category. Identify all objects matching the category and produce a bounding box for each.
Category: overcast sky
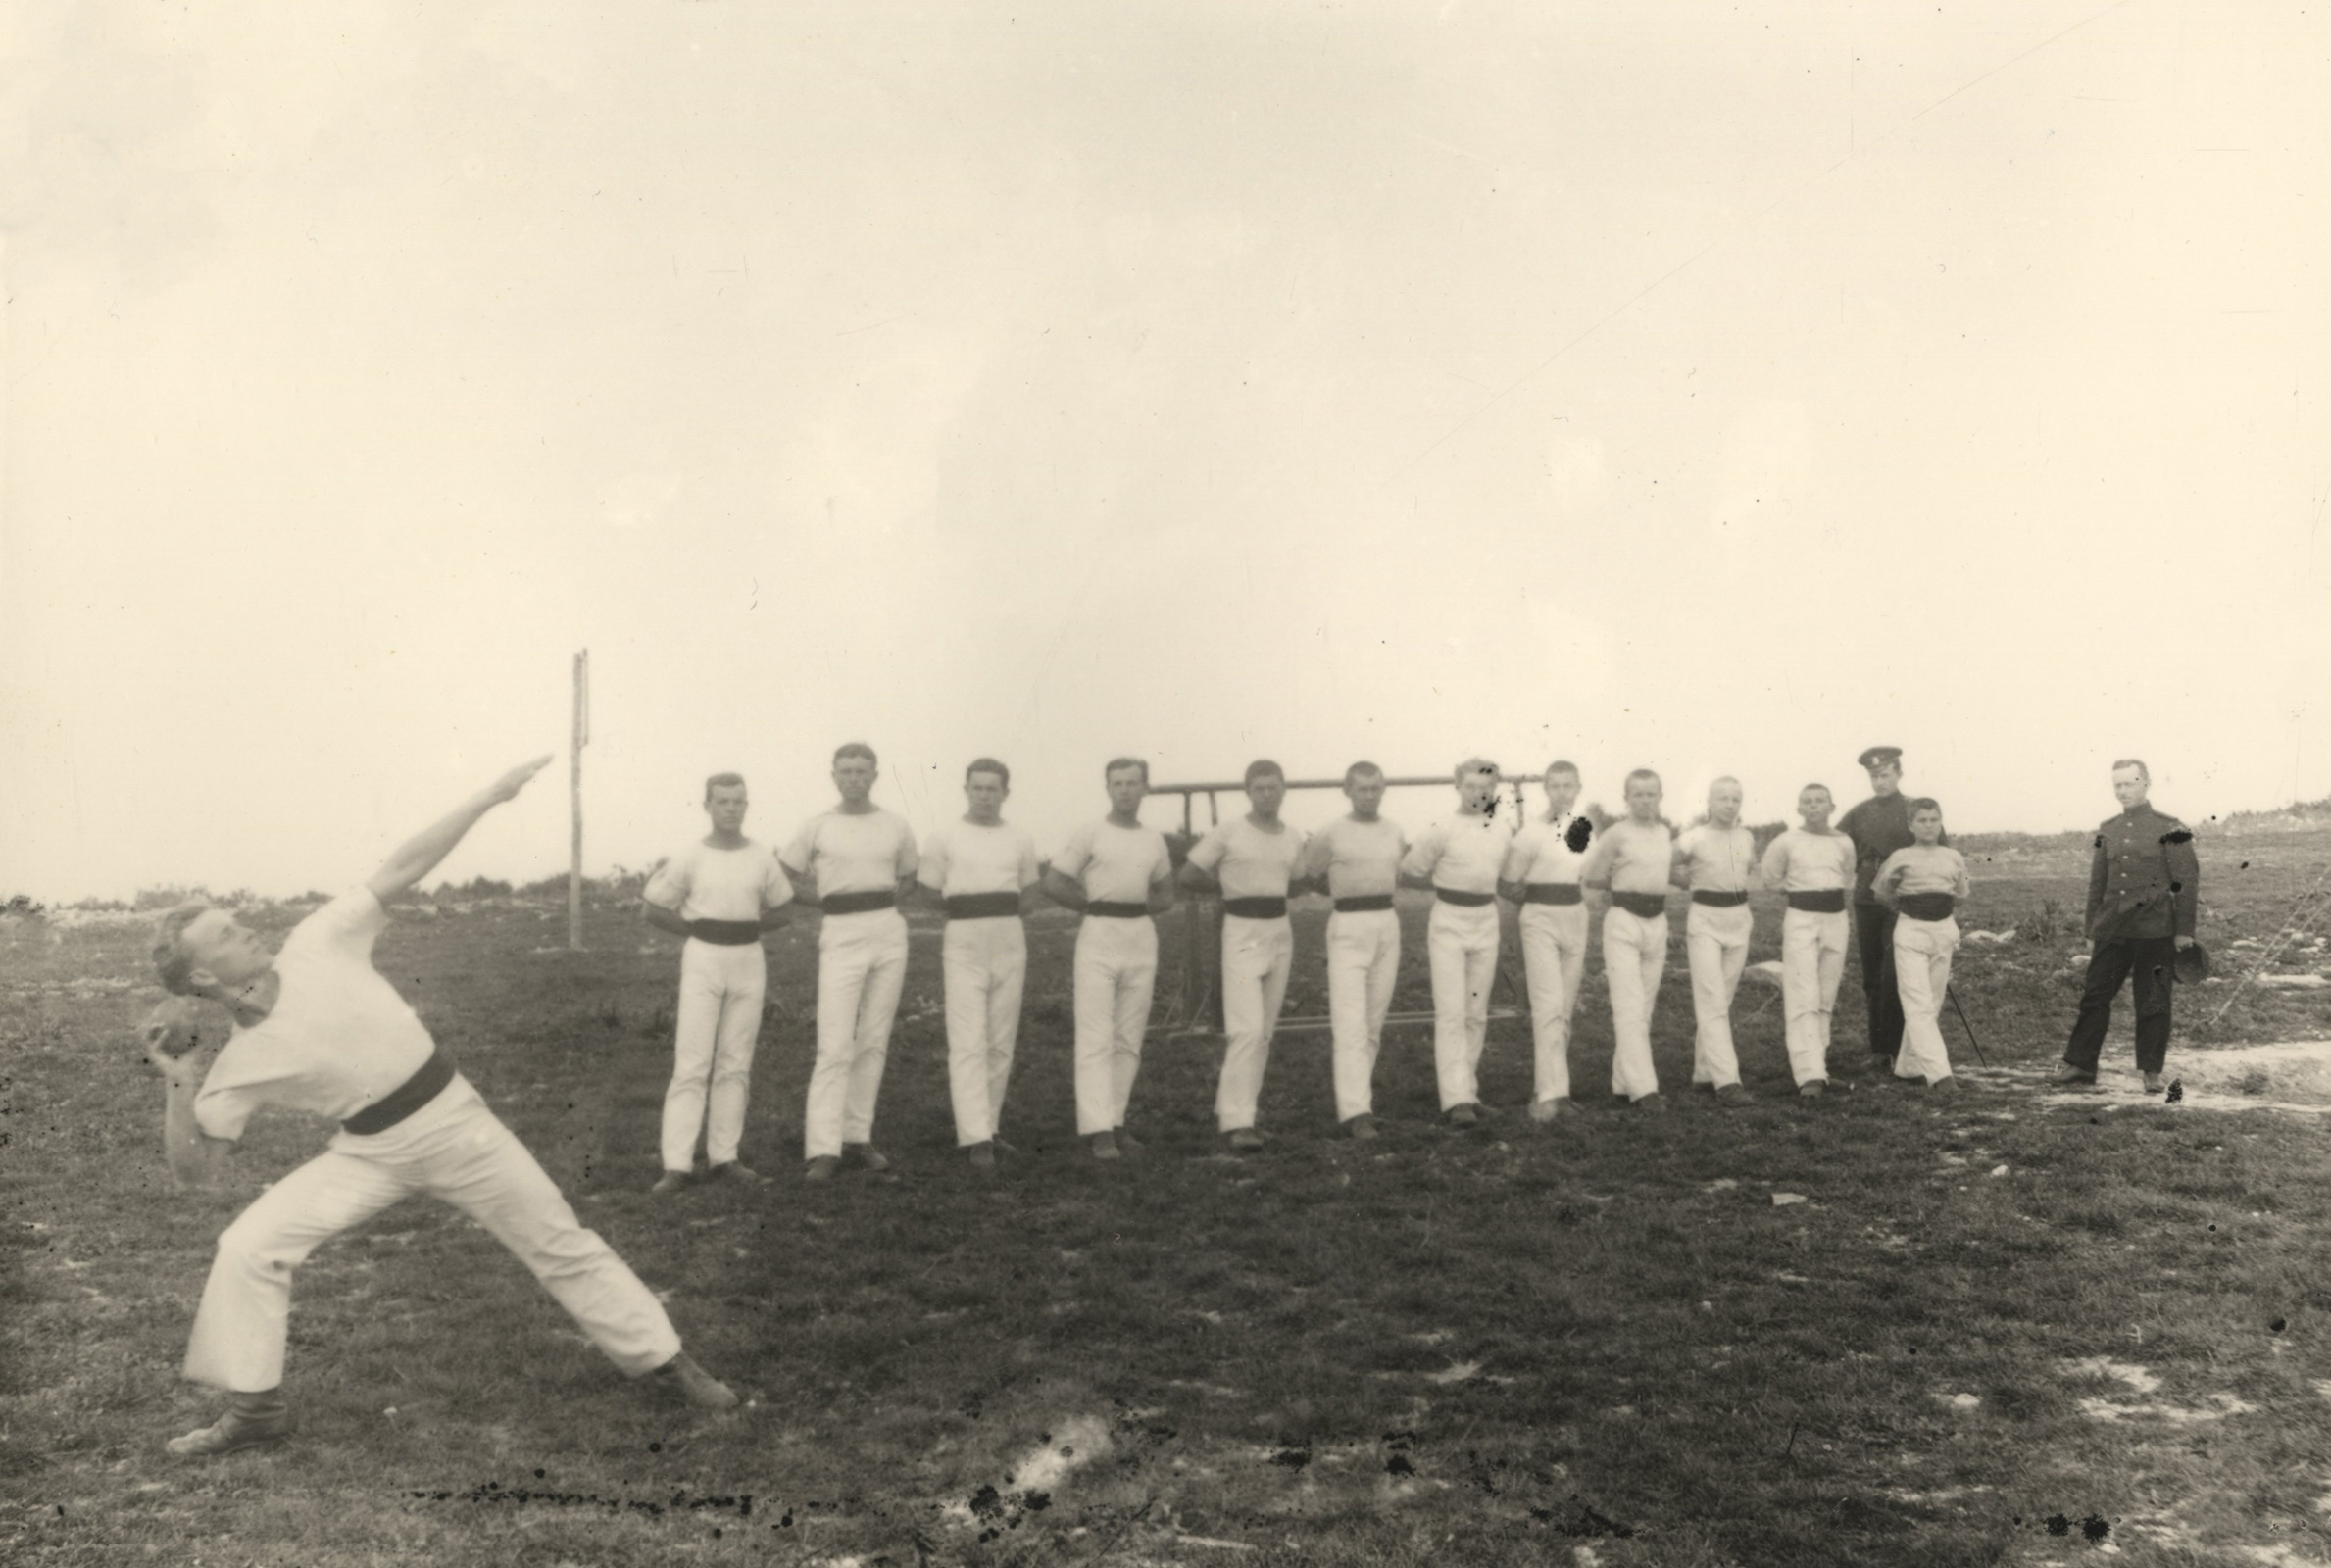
[3,0,2325,900]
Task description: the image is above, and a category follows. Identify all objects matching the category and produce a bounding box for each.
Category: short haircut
[704,771,746,803]
[1709,775,1742,795]
[1907,797,1943,817]
[1344,760,1385,787]
[2111,758,2150,780]
[1800,781,1833,799]
[152,903,216,997]
[1244,759,1285,787]
[1624,768,1661,791]
[1543,760,1579,778]
[1454,757,1500,783]
[833,742,877,767]
[965,757,1011,788]
[1104,757,1149,785]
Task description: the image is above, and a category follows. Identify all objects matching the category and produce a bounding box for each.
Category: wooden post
[569,649,589,951]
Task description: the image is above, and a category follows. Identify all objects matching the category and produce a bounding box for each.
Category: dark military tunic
[2064,802,2200,1076]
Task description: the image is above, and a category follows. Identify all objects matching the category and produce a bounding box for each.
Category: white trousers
[1893,915,1959,1083]
[662,938,765,1172]
[804,908,909,1160]
[943,917,1025,1146]
[1685,902,1753,1089]
[1326,908,1401,1121]
[1427,901,1501,1110]
[185,1080,680,1394]
[1603,906,1668,1100]
[1517,902,1589,1103]
[1779,907,1850,1084]
[1073,915,1157,1135]
[1216,914,1295,1132]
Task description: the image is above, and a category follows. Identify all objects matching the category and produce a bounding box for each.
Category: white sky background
[2,0,2326,899]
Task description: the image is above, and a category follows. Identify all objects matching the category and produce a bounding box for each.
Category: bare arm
[366,756,553,904]
[150,1049,233,1187]
[1040,868,1090,912]
[641,901,692,938]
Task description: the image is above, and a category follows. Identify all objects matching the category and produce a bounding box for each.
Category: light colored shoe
[1225,1128,1265,1152]
[167,1402,290,1458]
[1089,1131,1121,1161]
[1714,1084,1752,1105]
[966,1142,997,1171]
[803,1155,840,1183]
[650,1170,693,1196]
[1345,1113,1379,1141]
[843,1143,890,1172]
[653,1352,739,1411]
[1798,1080,1827,1099]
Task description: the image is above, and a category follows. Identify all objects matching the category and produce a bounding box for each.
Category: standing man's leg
[1779,910,1823,1086]
[2060,939,2137,1079]
[986,921,1027,1135]
[1071,924,1119,1139]
[1112,925,1159,1130]
[1461,911,1498,1102]
[1216,919,1271,1134]
[1427,906,1474,1111]
[662,943,722,1176]
[703,946,764,1170]
[841,914,910,1152]
[1814,911,1850,1067]
[805,922,872,1163]
[1892,922,1956,1083]
[1686,905,1751,1091]
[1326,914,1373,1124]
[1606,909,1665,1102]
[1855,904,1903,1061]
[1520,907,1570,1107]
[942,923,992,1146]
[2129,936,2176,1079]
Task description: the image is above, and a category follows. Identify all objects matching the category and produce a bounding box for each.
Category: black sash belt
[1611,891,1669,919]
[1334,894,1395,914]
[1435,889,1496,908]
[688,918,764,945]
[1222,897,1289,920]
[821,890,897,916]
[1086,901,1150,918]
[1897,892,1958,921]
[1523,884,1583,906]
[1787,890,1848,914]
[945,892,1022,920]
[1692,890,1749,908]
[342,1047,456,1136]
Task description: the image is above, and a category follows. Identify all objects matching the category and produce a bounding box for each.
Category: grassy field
[5,827,2331,1567]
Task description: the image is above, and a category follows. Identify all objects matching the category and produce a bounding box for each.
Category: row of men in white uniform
[642,746,1971,1181]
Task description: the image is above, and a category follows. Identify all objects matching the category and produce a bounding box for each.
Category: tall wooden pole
[569,649,589,951]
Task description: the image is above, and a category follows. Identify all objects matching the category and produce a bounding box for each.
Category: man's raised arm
[366,756,554,905]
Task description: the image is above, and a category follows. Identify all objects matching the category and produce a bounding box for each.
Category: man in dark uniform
[2052,759,2201,1094]
[1837,746,1947,1067]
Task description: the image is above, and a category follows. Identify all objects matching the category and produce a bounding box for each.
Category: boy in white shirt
[1579,769,1677,1109]
[1671,778,1758,1103]
[917,759,1042,1171]
[1757,783,1858,1095]
[143,758,737,1458]
[1498,761,1593,1122]
[781,743,920,1181]
[1291,761,1407,1139]
[1181,760,1309,1150]
[1872,799,1973,1089]
[1398,759,1515,1127]
[640,772,795,1192]
[1042,759,1177,1159]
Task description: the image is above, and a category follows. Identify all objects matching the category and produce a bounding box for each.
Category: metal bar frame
[1142,773,1537,1039]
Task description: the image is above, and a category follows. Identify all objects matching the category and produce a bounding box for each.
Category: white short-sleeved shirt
[1875,844,1971,900]
[1761,828,1856,894]
[1502,814,1591,887]
[193,889,437,1142]
[1185,816,1307,901]
[1675,822,1758,894]
[781,809,918,898]
[1400,811,1516,896]
[1053,819,1173,905]
[1580,817,1676,895]
[919,819,1041,898]
[1296,816,1407,900]
[642,840,794,922]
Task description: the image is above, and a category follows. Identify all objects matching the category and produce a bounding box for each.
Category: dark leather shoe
[167,1404,290,1458]
[653,1352,739,1411]
[843,1143,890,1172]
[650,1170,693,1196]
[2049,1063,2097,1087]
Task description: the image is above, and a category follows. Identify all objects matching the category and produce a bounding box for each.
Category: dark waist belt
[1222,897,1289,920]
[688,918,764,945]
[342,1047,457,1136]
[1334,894,1396,914]
[1523,884,1584,906]
[1897,892,1958,921]
[1692,890,1749,908]
[945,892,1022,920]
[1086,901,1151,919]
[1610,891,1669,919]
[820,890,897,916]
[1434,889,1496,908]
[1786,890,1848,914]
